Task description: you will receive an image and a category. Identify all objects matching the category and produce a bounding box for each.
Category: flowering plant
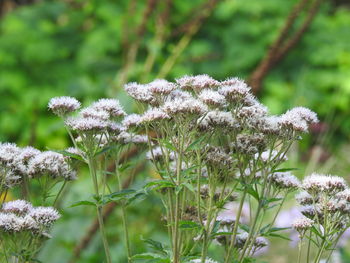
[2,74,349,263]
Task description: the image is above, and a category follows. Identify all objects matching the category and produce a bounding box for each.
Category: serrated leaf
[144,180,175,191]
[141,238,167,254]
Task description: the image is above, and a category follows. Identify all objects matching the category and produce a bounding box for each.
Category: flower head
[292,216,314,232]
[91,98,126,118]
[2,200,33,215]
[280,107,318,133]
[29,207,60,227]
[124,82,155,104]
[28,151,76,180]
[48,96,81,116]
[176,75,219,91]
[302,173,347,193]
[268,172,301,190]
[147,79,176,95]
[198,89,226,107]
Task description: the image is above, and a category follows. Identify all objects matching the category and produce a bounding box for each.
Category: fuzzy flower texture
[0,142,76,194]
[0,199,60,233]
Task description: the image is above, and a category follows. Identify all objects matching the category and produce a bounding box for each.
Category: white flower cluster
[48,97,152,152]
[292,216,314,232]
[0,200,60,233]
[295,173,350,239]
[48,96,81,116]
[28,151,77,180]
[302,173,347,193]
[0,143,76,192]
[124,75,317,138]
[268,172,301,190]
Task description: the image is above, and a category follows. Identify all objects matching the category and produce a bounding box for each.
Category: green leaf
[141,238,167,254]
[245,185,259,201]
[268,233,292,241]
[211,231,233,237]
[144,180,175,191]
[159,139,177,152]
[185,136,206,151]
[52,149,84,162]
[69,200,96,208]
[125,192,147,206]
[179,220,202,230]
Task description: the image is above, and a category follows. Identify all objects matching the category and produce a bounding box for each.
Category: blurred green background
[1,0,350,262]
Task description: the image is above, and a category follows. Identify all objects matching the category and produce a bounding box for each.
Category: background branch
[248,0,323,94]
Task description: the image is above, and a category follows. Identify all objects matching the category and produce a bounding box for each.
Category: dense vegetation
[0,0,349,262]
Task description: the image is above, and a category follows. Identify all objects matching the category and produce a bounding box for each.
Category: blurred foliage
[0,0,350,262]
[0,0,349,149]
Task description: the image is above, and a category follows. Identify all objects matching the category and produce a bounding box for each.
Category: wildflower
[80,107,110,120]
[65,117,108,132]
[2,200,33,215]
[91,98,126,118]
[116,132,148,145]
[28,151,77,180]
[205,146,233,167]
[124,82,155,104]
[268,172,301,190]
[219,78,251,102]
[176,74,219,91]
[0,213,26,232]
[48,96,81,116]
[292,216,314,232]
[106,122,125,135]
[302,173,347,193]
[167,90,193,100]
[140,108,170,124]
[162,97,208,116]
[198,89,226,107]
[0,142,21,166]
[234,134,266,155]
[122,114,142,129]
[280,107,318,133]
[256,116,281,135]
[295,191,314,205]
[29,207,60,227]
[336,189,350,202]
[147,79,176,95]
[237,103,268,122]
[199,110,239,130]
[301,205,323,219]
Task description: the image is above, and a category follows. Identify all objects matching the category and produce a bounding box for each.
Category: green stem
[87,157,112,263]
[53,180,67,207]
[116,162,132,263]
[224,190,248,263]
[201,184,215,263]
[173,134,185,263]
[314,239,326,263]
[297,238,303,263]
